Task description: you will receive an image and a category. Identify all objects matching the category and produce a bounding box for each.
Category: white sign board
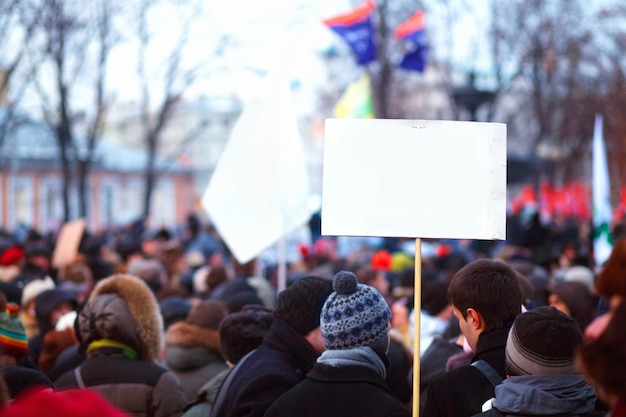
[322,119,506,240]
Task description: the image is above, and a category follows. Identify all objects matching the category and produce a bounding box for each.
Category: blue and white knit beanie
[321,271,391,350]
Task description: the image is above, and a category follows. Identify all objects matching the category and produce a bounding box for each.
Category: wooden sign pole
[412,238,422,416]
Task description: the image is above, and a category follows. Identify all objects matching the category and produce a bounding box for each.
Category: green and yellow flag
[334,74,374,118]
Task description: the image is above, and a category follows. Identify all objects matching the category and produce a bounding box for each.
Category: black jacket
[211,318,319,417]
[264,362,410,417]
[423,323,513,417]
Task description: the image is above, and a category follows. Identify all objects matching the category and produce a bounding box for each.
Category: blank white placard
[321,118,506,240]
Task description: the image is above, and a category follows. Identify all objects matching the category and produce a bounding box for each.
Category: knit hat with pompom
[321,271,391,350]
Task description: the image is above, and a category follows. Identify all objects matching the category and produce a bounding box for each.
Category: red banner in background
[511,182,592,221]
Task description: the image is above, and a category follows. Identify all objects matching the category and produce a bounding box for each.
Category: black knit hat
[219,306,274,364]
[0,366,53,399]
[506,306,582,376]
[274,276,333,335]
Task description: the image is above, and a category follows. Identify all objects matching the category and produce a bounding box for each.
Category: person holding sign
[422,259,522,417]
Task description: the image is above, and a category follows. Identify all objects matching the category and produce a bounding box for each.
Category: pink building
[0,111,195,233]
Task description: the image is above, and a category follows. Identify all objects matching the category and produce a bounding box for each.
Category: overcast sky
[103,0,352,113]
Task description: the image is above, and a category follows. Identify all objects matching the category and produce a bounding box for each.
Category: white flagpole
[592,114,613,268]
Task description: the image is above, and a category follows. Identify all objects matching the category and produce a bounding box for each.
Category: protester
[183,305,274,417]
[423,259,523,417]
[0,303,28,366]
[0,366,53,400]
[55,273,187,417]
[474,307,601,417]
[210,275,333,417]
[264,270,409,417]
[547,280,597,331]
[577,300,626,417]
[162,299,229,402]
[26,288,76,367]
[585,238,626,340]
[19,276,55,338]
[11,242,52,289]
[419,280,453,355]
[1,388,131,417]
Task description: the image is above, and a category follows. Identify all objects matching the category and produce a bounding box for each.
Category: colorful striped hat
[0,303,28,359]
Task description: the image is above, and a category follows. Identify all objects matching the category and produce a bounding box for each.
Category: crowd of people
[0,211,622,416]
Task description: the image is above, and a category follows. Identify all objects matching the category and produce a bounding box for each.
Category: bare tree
[34,0,121,221]
[134,0,229,221]
[485,0,626,184]
[0,0,42,150]
[77,0,120,220]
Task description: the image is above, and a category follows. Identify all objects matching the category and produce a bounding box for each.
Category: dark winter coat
[163,320,228,402]
[263,362,410,417]
[423,323,513,417]
[472,374,602,417]
[211,318,319,417]
[54,274,187,417]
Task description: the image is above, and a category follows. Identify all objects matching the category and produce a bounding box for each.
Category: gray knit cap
[321,271,391,350]
[505,306,582,376]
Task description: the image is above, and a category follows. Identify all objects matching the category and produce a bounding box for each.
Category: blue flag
[323,1,377,66]
[395,11,427,72]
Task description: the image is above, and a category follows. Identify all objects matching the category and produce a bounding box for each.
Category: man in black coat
[264,271,410,417]
[422,259,523,417]
[211,275,333,417]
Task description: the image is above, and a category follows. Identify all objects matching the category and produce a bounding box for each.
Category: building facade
[0,110,195,233]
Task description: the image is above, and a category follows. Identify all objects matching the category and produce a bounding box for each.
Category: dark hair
[577,301,626,401]
[356,267,378,286]
[206,265,229,291]
[421,281,449,316]
[595,238,626,299]
[219,306,273,364]
[448,259,522,331]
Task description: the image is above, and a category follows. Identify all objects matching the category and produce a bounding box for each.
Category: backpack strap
[209,348,256,417]
[471,360,502,388]
[73,366,86,389]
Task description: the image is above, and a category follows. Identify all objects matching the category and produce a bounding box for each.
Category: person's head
[585,239,626,340]
[206,265,229,292]
[78,273,163,362]
[547,281,597,331]
[0,366,53,399]
[34,289,77,333]
[0,246,24,268]
[356,267,390,297]
[595,238,626,306]
[127,258,167,295]
[24,243,51,272]
[391,295,413,331]
[577,300,626,407]
[448,259,522,351]
[185,300,228,330]
[506,306,582,376]
[0,304,27,366]
[422,281,451,319]
[219,305,274,365]
[320,271,391,354]
[1,388,130,417]
[159,296,192,330]
[274,275,333,353]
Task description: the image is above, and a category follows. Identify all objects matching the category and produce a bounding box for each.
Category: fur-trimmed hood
[79,273,163,362]
[165,321,221,353]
